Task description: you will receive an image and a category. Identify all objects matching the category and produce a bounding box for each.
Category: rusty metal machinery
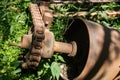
[63,18,120,80]
[9,0,120,80]
[9,1,77,70]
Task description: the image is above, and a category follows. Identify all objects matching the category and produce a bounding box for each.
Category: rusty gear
[20,3,45,70]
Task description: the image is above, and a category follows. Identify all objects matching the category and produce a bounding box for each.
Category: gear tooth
[36,34,45,40]
[21,62,28,69]
[29,61,39,68]
[36,27,44,34]
[27,3,46,70]
[29,55,41,62]
[33,40,42,49]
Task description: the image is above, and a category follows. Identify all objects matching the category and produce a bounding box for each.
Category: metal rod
[8,43,21,47]
[36,0,120,4]
[54,41,72,54]
[54,41,77,56]
[9,38,77,56]
[53,11,120,18]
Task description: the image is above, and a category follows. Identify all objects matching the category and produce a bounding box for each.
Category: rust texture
[54,41,77,56]
[20,3,45,70]
[63,18,120,80]
[9,1,77,70]
[9,34,77,57]
[8,1,120,80]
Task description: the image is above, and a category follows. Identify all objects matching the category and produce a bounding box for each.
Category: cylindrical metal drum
[64,18,120,80]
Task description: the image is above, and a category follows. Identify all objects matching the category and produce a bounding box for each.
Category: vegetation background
[0,0,120,80]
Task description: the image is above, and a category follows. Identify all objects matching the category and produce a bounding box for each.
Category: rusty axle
[54,41,77,56]
[9,35,77,57]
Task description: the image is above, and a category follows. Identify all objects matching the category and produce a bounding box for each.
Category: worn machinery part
[36,0,120,3]
[63,17,120,80]
[114,72,120,80]
[39,1,49,16]
[31,29,55,58]
[39,1,53,28]
[9,34,77,57]
[53,11,120,19]
[43,10,53,28]
[9,35,32,49]
[54,41,77,56]
[20,3,45,70]
[9,1,77,70]
[8,1,120,79]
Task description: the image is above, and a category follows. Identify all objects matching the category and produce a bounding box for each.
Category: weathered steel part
[39,1,53,28]
[53,11,120,18]
[9,34,32,49]
[54,41,73,55]
[54,41,77,56]
[114,72,120,80]
[36,0,120,3]
[39,1,49,16]
[43,10,53,28]
[30,3,44,33]
[34,29,55,58]
[8,32,77,57]
[21,55,41,70]
[18,3,46,70]
[9,43,21,47]
[63,18,120,80]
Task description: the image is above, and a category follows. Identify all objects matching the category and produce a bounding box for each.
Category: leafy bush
[0,0,31,80]
[0,1,120,80]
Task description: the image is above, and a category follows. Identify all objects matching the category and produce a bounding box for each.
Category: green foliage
[0,1,120,80]
[51,62,61,80]
[50,16,69,41]
[0,0,31,80]
[87,2,120,29]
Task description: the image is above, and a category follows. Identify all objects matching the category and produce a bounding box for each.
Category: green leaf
[44,62,50,68]
[98,11,108,20]
[11,68,21,75]
[24,0,31,2]
[101,5,109,10]
[58,55,65,62]
[101,21,110,27]
[51,62,61,80]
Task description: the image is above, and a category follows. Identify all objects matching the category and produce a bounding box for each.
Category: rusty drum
[64,17,120,80]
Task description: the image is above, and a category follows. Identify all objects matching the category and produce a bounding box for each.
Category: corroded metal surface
[20,3,45,70]
[39,1,53,28]
[54,41,77,56]
[64,18,120,80]
[8,1,120,80]
[9,2,77,70]
[9,35,77,56]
